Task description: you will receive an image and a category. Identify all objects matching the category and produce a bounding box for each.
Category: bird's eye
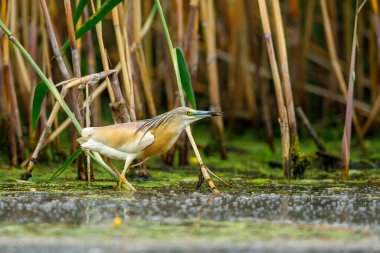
[187,111,191,115]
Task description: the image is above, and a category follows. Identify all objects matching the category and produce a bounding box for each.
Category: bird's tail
[77,127,94,144]
[77,136,89,145]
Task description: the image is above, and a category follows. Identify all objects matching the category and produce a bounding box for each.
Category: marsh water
[1,185,379,226]
[0,181,379,253]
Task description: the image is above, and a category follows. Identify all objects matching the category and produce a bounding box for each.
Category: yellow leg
[129,157,150,169]
[119,155,136,187]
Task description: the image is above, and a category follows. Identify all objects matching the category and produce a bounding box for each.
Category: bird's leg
[130,157,150,178]
[119,155,136,188]
[129,157,150,169]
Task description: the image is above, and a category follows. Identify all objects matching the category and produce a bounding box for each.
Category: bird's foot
[118,174,127,188]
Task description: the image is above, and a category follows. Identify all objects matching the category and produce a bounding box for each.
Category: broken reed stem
[320,0,366,153]
[26,71,115,174]
[57,71,116,89]
[46,64,121,148]
[258,0,290,178]
[109,72,130,123]
[199,0,227,160]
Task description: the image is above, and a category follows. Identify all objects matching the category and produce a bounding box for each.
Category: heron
[77,107,222,190]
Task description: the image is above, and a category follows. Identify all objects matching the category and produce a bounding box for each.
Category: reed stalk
[112,5,132,109]
[2,1,25,165]
[155,0,219,193]
[64,0,81,79]
[91,0,129,123]
[10,1,31,130]
[370,0,380,72]
[271,0,301,175]
[83,6,101,126]
[30,0,37,85]
[119,5,136,121]
[241,0,258,118]
[226,0,239,117]
[357,12,365,102]
[21,0,29,50]
[320,0,366,153]
[90,0,115,104]
[342,0,365,179]
[258,0,290,177]
[3,32,18,165]
[175,0,184,48]
[39,0,83,144]
[244,0,275,151]
[184,0,200,85]
[288,0,303,108]
[133,0,157,117]
[301,0,316,110]
[179,0,200,165]
[199,0,227,160]
[369,25,378,103]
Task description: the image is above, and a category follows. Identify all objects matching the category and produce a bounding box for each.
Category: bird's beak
[193,110,223,117]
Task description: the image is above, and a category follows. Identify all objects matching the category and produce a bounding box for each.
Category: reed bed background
[0,0,376,182]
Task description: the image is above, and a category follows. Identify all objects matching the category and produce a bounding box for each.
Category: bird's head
[170,107,222,127]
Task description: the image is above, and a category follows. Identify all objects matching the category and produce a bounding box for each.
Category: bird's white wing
[118,131,154,154]
[80,122,155,154]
